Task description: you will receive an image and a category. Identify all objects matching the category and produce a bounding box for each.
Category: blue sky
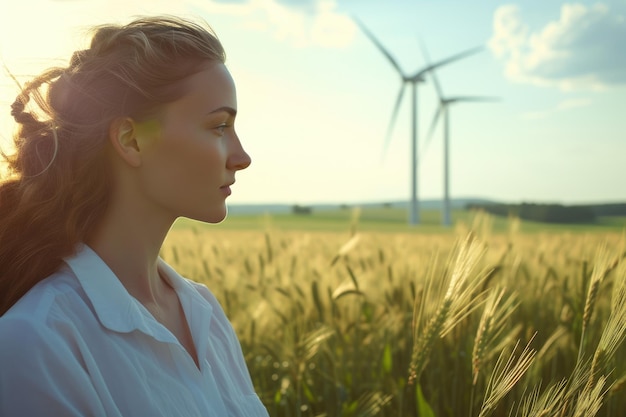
[1,0,625,205]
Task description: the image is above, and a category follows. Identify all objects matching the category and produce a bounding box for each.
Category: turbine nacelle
[403,74,427,83]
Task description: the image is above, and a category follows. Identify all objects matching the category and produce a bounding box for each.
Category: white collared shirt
[0,245,269,417]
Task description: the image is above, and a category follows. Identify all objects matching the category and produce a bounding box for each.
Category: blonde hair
[0,16,226,315]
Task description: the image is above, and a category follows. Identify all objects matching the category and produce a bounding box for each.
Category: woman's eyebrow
[207,106,237,116]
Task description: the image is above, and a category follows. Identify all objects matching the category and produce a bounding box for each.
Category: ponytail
[0,72,111,315]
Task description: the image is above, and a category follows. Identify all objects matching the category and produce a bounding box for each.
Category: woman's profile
[0,16,268,416]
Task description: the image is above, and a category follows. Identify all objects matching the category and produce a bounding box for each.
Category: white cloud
[241,0,356,48]
[489,2,626,90]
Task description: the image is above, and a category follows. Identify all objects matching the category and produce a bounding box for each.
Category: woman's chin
[194,207,228,224]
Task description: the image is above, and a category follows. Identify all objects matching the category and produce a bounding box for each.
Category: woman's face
[135,62,251,224]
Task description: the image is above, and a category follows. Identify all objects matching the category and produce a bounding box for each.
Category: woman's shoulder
[0,266,89,367]
[0,265,90,332]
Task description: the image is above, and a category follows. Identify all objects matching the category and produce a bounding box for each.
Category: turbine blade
[415,45,484,78]
[448,96,500,104]
[418,39,444,99]
[353,16,404,75]
[423,104,443,154]
[382,83,406,159]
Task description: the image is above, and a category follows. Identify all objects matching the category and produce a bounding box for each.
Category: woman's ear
[108,117,143,168]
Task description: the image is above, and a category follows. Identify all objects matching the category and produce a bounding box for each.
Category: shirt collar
[158,257,214,356]
[63,244,174,341]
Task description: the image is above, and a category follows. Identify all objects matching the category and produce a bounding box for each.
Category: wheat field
[161,214,626,417]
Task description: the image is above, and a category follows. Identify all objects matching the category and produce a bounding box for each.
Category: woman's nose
[228,134,251,171]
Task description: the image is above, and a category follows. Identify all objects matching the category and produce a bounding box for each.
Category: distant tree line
[466,202,597,224]
[292,205,312,215]
[589,203,626,216]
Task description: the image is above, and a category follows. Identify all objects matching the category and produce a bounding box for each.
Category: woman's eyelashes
[210,121,234,135]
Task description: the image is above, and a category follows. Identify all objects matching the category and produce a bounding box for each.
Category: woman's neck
[86,186,175,306]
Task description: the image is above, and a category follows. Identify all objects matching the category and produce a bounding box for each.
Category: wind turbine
[354,17,482,225]
[422,46,498,227]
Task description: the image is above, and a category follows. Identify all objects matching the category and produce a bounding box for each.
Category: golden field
[162,214,626,417]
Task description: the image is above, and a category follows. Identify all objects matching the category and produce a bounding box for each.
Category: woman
[0,16,268,416]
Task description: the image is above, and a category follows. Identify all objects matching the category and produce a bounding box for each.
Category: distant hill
[227,198,497,216]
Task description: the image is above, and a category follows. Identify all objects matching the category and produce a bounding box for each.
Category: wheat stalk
[330,233,360,266]
[409,233,490,383]
[556,258,626,417]
[478,337,537,417]
[472,287,519,385]
[515,379,567,417]
[584,266,626,392]
[579,243,619,360]
[572,375,609,417]
[557,356,593,417]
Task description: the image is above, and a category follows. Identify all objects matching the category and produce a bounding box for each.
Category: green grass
[173,207,626,234]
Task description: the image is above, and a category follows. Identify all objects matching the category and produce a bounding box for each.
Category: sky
[1,0,625,206]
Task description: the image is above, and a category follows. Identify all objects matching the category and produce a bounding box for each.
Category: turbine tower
[354,18,482,225]
[423,47,498,227]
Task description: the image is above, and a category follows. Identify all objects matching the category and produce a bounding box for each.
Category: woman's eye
[213,123,230,134]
